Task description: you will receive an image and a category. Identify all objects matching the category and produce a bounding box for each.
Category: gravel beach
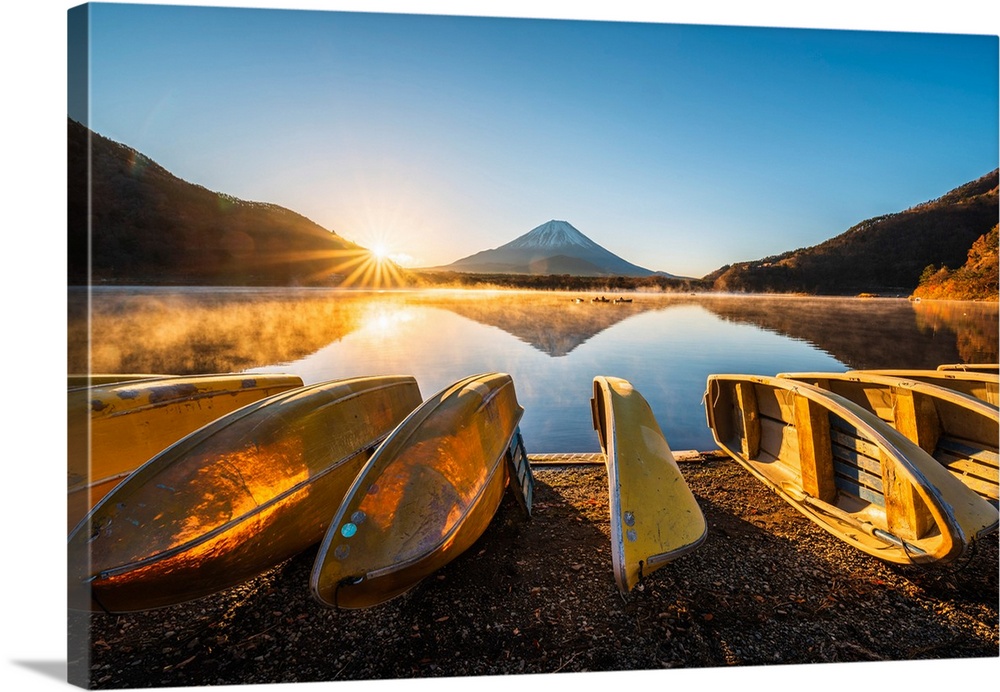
[68,452,999,689]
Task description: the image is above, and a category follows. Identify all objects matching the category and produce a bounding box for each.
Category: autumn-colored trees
[912,225,999,302]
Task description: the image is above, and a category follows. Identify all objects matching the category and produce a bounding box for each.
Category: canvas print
[65,2,998,690]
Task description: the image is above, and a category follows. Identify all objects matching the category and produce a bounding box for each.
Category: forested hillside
[68,119,366,286]
[706,170,998,295]
[911,225,998,301]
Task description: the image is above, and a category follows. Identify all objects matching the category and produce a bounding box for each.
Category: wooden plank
[756,385,795,423]
[832,380,894,421]
[834,473,886,507]
[831,414,886,504]
[833,459,885,495]
[528,451,716,466]
[938,465,998,501]
[674,450,721,462]
[934,401,999,447]
[925,433,1000,503]
[760,415,798,467]
[892,389,942,455]
[735,382,761,458]
[934,446,999,501]
[881,451,934,541]
[831,441,883,477]
[830,427,882,461]
[794,395,837,502]
[860,386,895,422]
[936,437,1000,469]
[504,429,534,516]
[938,454,1000,484]
[528,453,606,465]
[830,419,884,498]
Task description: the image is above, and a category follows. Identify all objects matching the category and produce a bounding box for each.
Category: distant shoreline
[71,281,999,302]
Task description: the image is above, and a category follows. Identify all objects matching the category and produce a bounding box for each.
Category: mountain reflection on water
[698,295,999,370]
[69,287,998,451]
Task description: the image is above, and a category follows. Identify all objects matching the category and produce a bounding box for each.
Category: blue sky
[68,2,998,277]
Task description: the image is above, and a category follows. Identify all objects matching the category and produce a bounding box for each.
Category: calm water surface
[69,287,999,453]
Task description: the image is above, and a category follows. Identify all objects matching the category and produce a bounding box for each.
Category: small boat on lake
[848,369,999,407]
[591,376,706,592]
[613,297,633,304]
[779,371,999,509]
[68,375,422,613]
[704,374,998,565]
[311,372,529,609]
[67,373,304,531]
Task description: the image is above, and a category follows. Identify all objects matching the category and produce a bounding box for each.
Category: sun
[371,244,390,261]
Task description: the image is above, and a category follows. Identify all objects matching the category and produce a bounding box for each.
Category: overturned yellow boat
[780,371,999,509]
[67,373,304,531]
[591,376,706,593]
[311,372,528,609]
[704,374,997,565]
[68,375,422,613]
[67,373,175,388]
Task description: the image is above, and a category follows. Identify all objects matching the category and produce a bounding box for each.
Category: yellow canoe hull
[67,375,422,613]
[849,369,999,407]
[68,373,304,531]
[591,376,706,593]
[779,371,999,508]
[311,372,524,609]
[704,375,998,565]
[67,373,174,388]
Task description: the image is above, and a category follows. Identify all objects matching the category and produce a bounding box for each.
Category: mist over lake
[69,287,999,453]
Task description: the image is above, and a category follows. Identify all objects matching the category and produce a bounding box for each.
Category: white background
[3,2,998,691]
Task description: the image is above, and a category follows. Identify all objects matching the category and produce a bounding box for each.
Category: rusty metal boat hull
[311,372,524,609]
[68,375,422,613]
[67,373,304,531]
[591,376,706,593]
[704,375,998,565]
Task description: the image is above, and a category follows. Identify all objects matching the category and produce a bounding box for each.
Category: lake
[68,287,999,453]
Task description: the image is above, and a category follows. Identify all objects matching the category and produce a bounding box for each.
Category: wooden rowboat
[848,369,999,407]
[67,373,304,531]
[937,363,1000,374]
[311,372,529,609]
[779,371,999,508]
[67,375,422,613]
[704,375,998,564]
[591,376,706,593]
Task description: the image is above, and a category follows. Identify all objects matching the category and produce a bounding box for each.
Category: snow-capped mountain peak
[502,220,600,251]
[437,219,663,277]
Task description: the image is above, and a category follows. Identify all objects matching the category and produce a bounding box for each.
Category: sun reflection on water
[362,304,416,338]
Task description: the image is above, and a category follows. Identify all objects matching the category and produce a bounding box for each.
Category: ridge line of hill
[70,117,997,297]
[704,169,998,296]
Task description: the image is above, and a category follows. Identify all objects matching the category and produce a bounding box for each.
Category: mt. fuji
[437,220,663,277]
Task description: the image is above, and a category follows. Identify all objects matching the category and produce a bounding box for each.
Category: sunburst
[220,241,409,288]
[332,247,408,288]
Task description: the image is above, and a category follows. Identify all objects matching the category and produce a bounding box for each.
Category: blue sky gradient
[71,3,998,276]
